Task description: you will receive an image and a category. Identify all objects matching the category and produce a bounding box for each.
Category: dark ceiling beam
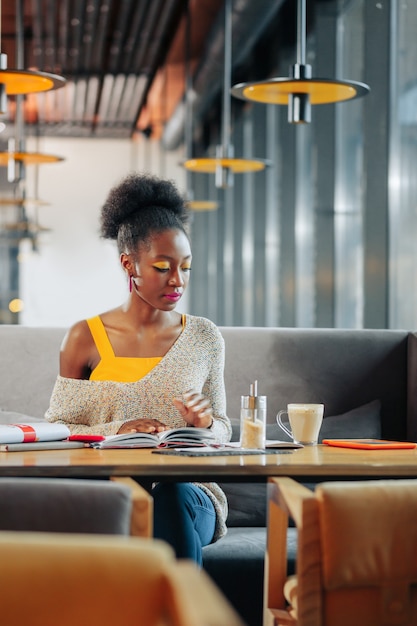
[129,0,185,135]
[90,0,113,73]
[57,0,70,71]
[106,0,136,74]
[119,2,148,75]
[1,0,265,140]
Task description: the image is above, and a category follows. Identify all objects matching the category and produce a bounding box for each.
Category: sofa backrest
[220,327,412,441]
[0,325,414,441]
[219,326,416,528]
[0,326,66,418]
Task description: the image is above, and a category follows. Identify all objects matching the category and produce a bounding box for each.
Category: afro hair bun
[100,172,188,240]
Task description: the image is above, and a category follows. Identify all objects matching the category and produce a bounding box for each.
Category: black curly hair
[100,172,190,254]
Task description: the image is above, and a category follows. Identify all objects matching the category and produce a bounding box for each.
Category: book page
[92,426,217,449]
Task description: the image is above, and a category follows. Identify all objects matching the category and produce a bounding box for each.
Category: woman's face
[131,229,192,310]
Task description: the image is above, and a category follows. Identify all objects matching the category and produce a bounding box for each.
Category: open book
[0,422,70,445]
[90,426,217,449]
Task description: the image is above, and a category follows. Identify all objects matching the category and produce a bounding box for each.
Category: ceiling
[0,0,292,243]
[0,0,225,141]
[0,1,342,146]
[0,0,339,247]
[0,0,300,146]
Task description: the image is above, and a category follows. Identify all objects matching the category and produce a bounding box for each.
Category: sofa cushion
[0,410,44,425]
[265,398,382,442]
[220,481,267,527]
[319,398,381,441]
[203,527,297,626]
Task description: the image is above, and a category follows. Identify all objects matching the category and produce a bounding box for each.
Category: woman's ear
[120,252,134,274]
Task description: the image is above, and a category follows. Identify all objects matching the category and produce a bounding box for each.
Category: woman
[46,172,232,564]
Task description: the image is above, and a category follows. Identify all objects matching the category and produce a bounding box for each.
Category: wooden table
[1,444,417,480]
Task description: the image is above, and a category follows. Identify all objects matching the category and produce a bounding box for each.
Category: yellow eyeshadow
[152,262,170,269]
[181,265,192,270]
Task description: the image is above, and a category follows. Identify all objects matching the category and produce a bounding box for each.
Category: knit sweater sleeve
[44,376,129,436]
[200,323,231,443]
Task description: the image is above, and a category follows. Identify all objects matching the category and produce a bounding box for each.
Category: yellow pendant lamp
[0,197,49,206]
[0,151,64,166]
[0,1,65,174]
[185,199,219,211]
[0,0,65,113]
[183,0,270,188]
[231,0,369,123]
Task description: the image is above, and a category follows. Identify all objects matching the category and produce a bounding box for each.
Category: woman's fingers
[178,390,213,427]
[117,418,168,434]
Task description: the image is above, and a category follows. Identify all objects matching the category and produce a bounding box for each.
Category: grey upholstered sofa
[1,325,417,626]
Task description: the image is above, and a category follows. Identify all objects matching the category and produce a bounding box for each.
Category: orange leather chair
[0,531,245,626]
[264,477,417,626]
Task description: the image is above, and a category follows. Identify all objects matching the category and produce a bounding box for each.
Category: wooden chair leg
[264,478,319,626]
[263,480,292,626]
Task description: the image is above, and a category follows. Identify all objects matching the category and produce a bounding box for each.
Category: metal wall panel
[251,105,268,326]
[264,104,281,327]
[363,0,390,328]
[389,0,417,329]
[314,9,337,328]
[187,0,411,331]
[278,111,297,327]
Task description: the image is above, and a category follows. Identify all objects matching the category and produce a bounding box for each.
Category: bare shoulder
[60,319,93,353]
[60,319,97,379]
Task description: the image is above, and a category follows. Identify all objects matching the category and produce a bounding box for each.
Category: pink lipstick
[164,293,182,302]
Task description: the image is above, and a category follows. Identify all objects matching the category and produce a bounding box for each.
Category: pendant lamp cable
[183,0,218,211]
[220,0,232,159]
[297,0,306,66]
[182,0,270,185]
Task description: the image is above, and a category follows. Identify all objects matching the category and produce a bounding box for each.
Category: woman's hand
[173,390,213,429]
[117,419,169,435]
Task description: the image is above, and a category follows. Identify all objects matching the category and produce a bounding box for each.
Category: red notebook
[322,439,416,450]
[68,435,105,443]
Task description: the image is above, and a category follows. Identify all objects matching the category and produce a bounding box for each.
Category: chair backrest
[0,531,245,626]
[315,480,417,626]
[0,476,150,536]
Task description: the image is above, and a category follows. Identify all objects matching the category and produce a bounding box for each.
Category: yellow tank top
[87,315,185,383]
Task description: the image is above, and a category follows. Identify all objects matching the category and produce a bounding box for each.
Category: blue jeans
[152,482,216,565]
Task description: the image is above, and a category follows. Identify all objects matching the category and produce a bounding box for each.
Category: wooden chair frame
[263,477,322,626]
[110,476,153,537]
